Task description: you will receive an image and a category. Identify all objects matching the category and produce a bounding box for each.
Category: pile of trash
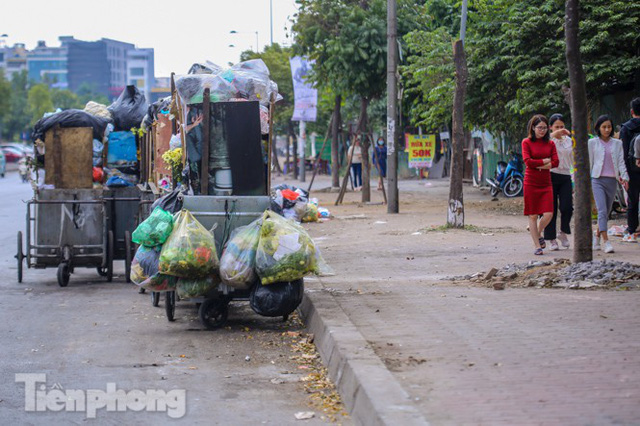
[130,194,331,317]
[270,184,331,223]
[32,85,148,189]
[175,59,281,135]
[449,259,640,290]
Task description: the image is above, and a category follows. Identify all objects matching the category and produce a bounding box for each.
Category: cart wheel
[16,231,24,283]
[151,291,160,307]
[165,291,176,321]
[106,230,114,282]
[124,231,132,283]
[57,263,70,287]
[199,298,229,330]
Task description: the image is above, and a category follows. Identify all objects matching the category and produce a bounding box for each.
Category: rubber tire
[199,298,228,330]
[152,291,160,307]
[165,291,176,321]
[96,267,108,277]
[57,263,70,287]
[16,231,23,283]
[124,231,132,283]
[503,177,523,198]
[106,231,114,282]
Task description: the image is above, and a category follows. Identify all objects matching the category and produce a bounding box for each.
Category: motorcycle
[486,152,524,198]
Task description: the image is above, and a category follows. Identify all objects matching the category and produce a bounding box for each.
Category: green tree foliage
[3,70,30,140]
[400,0,640,142]
[51,89,81,110]
[76,82,110,107]
[27,84,54,125]
[0,70,11,128]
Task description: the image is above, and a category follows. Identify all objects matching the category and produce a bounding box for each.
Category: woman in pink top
[588,115,629,254]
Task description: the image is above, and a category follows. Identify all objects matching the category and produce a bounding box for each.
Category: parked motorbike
[486,153,524,198]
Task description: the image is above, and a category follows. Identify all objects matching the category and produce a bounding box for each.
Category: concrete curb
[298,288,429,426]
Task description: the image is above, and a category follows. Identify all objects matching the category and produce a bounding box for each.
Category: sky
[1,0,300,77]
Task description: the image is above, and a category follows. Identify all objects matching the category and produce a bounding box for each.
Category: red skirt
[523,183,553,215]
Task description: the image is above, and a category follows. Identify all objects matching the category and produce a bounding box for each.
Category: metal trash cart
[160,195,272,328]
[16,188,112,287]
[104,186,156,283]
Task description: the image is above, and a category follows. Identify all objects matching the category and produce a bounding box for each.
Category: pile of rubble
[449,259,640,290]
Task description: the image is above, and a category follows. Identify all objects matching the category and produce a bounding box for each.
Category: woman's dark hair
[527,114,550,141]
[549,113,564,127]
[594,115,613,137]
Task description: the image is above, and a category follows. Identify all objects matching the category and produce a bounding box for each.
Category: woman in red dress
[522,114,559,255]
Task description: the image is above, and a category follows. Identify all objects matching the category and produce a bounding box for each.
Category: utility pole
[299,121,306,182]
[387,0,399,213]
[270,0,274,45]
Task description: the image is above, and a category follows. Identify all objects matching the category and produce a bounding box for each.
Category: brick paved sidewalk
[321,281,640,425]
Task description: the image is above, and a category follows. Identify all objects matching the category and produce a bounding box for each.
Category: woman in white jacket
[589,115,629,253]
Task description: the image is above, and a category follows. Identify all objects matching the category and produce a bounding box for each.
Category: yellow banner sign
[407,134,436,168]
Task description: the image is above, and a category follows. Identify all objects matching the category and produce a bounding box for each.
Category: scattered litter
[270,378,285,385]
[245,356,251,362]
[295,412,315,420]
[411,232,422,235]
[481,233,494,236]
[374,221,387,224]
[607,225,625,237]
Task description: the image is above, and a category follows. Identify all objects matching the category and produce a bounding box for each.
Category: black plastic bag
[32,109,111,143]
[271,184,309,210]
[249,279,304,318]
[108,85,148,131]
[151,187,184,214]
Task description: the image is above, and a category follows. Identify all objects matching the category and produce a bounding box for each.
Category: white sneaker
[604,241,614,253]
[549,240,559,251]
[558,232,570,248]
[622,233,637,243]
[593,235,601,251]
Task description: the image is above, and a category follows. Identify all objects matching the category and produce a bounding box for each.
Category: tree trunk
[565,0,592,263]
[357,96,371,202]
[271,134,282,175]
[447,40,468,228]
[331,94,342,188]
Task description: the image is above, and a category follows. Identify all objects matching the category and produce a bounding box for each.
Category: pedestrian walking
[589,115,629,254]
[522,114,559,255]
[374,137,387,190]
[544,113,574,250]
[348,138,363,191]
[619,97,640,243]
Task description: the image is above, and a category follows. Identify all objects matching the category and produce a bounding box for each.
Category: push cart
[104,186,156,283]
[161,195,272,329]
[16,188,112,287]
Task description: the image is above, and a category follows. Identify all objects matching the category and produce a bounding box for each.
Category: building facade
[102,38,135,98]
[126,48,154,102]
[0,43,28,80]
[27,41,68,88]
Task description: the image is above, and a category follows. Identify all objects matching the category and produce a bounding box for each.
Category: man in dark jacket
[620,97,640,243]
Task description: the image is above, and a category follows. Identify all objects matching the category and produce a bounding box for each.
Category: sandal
[538,238,546,249]
[534,248,544,256]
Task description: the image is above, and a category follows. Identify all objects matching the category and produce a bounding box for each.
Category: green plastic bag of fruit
[132,207,174,247]
[256,211,331,285]
[219,218,261,289]
[176,276,218,299]
[159,209,219,278]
